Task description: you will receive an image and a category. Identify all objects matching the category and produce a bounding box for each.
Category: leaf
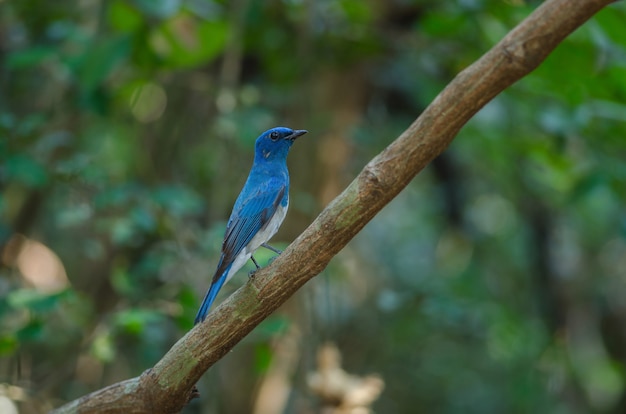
[421,9,469,38]
[132,0,182,18]
[130,206,157,232]
[151,185,203,216]
[7,289,66,312]
[0,335,18,356]
[149,14,228,68]
[254,315,291,339]
[17,320,44,342]
[6,46,56,69]
[70,36,132,92]
[254,343,273,373]
[112,309,164,335]
[94,183,142,209]
[3,155,48,188]
[92,331,116,362]
[108,0,144,32]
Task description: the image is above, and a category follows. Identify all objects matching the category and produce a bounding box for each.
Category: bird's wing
[213,180,285,280]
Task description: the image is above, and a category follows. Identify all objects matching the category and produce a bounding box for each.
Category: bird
[194,127,307,324]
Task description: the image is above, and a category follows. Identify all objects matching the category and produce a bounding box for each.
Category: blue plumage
[194,127,307,324]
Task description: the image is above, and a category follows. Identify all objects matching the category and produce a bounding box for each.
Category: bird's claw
[188,385,200,402]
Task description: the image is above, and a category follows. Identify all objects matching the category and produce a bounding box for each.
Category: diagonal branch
[51,0,616,412]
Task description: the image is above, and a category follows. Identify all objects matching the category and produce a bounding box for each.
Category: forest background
[1,0,626,413]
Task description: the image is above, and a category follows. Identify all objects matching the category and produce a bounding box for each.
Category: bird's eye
[269,131,280,141]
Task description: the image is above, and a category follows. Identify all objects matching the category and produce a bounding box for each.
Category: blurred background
[1,0,626,413]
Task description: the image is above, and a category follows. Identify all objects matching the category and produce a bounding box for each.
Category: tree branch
[51,0,616,412]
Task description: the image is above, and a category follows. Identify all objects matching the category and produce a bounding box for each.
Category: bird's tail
[194,265,232,325]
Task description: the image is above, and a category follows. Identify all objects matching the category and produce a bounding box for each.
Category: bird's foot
[261,243,283,255]
[251,255,261,270]
[187,385,200,403]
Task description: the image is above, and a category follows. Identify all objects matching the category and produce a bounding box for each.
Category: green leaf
[17,320,44,342]
[64,36,131,93]
[254,343,273,374]
[6,46,55,69]
[130,206,157,232]
[151,185,203,216]
[421,10,468,38]
[112,309,164,335]
[339,0,373,24]
[3,155,48,188]
[150,14,228,68]
[255,315,290,339]
[7,289,66,312]
[0,335,18,356]
[132,0,181,18]
[108,0,144,32]
[175,286,198,330]
[94,184,141,209]
[92,331,116,362]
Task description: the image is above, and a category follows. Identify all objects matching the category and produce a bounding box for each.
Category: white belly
[224,202,288,283]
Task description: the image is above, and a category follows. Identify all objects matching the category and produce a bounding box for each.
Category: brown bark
[51,0,617,412]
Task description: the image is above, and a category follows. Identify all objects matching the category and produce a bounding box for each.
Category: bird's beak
[287,129,308,141]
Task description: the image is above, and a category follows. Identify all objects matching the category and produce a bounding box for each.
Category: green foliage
[1,0,626,413]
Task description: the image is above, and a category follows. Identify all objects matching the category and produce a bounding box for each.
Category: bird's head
[255,127,307,161]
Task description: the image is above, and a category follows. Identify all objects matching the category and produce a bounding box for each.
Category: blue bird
[195,127,307,324]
